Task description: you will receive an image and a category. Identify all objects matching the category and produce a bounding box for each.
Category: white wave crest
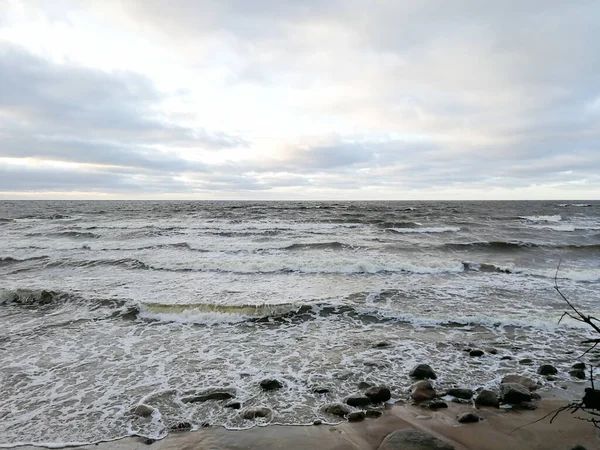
[520,215,562,222]
[386,226,460,234]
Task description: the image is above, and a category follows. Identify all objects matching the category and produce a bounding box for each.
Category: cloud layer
[1,0,599,199]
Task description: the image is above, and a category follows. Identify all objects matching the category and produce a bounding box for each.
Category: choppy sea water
[1,200,599,446]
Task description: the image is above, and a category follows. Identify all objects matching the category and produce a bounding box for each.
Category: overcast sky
[1,0,599,200]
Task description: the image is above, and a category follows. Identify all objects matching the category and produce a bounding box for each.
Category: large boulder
[378,429,455,450]
[446,388,473,400]
[501,375,539,391]
[365,386,392,403]
[411,380,436,402]
[474,390,499,407]
[537,364,558,376]
[500,383,532,404]
[409,364,437,380]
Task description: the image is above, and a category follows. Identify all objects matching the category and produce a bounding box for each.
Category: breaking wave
[386,226,460,234]
[0,256,48,266]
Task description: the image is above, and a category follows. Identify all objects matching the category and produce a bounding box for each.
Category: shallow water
[1,200,599,445]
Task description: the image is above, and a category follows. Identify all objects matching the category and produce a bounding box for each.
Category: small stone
[358,381,373,389]
[373,342,391,348]
[457,412,482,423]
[409,364,437,380]
[446,388,473,400]
[569,369,586,379]
[500,383,532,404]
[537,364,558,375]
[225,401,241,409]
[242,406,272,420]
[170,422,191,431]
[260,379,283,391]
[321,403,351,417]
[469,349,484,357]
[500,356,512,360]
[365,386,391,403]
[313,388,330,394]
[133,404,155,418]
[572,362,586,370]
[347,411,366,422]
[346,396,371,407]
[475,390,499,407]
[519,358,533,365]
[313,419,323,426]
[182,389,235,403]
[486,348,498,355]
[451,398,472,405]
[422,399,448,409]
[411,380,436,402]
[365,409,383,418]
[143,438,155,445]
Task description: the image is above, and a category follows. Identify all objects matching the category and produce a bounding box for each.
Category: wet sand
[15,389,599,450]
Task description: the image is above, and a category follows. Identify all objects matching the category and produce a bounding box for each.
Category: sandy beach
[14,389,599,450]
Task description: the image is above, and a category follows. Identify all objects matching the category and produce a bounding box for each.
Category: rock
[512,401,538,410]
[365,386,391,403]
[347,411,366,422]
[260,379,283,391]
[345,396,371,407]
[411,380,436,402]
[446,388,473,400]
[469,349,484,357]
[242,406,272,420]
[474,390,499,407]
[457,412,482,423]
[421,399,448,409]
[500,383,532,404]
[313,419,322,425]
[378,429,456,450]
[225,401,241,409]
[321,403,351,417]
[500,356,512,360]
[570,446,588,450]
[133,404,155,418]
[170,422,191,431]
[358,381,373,389]
[501,375,539,391]
[537,364,558,375]
[451,398,472,405]
[143,438,155,445]
[365,409,383,418]
[531,392,542,400]
[569,369,586,379]
[519,358,533,365]
[313,387,330,394]
[409,364,437,380]
[181,389,235,403]
[486,348,498,354]
[572,362,586,370]
[373,342,391,348]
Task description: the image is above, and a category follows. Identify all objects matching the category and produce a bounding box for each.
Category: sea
[1,200,599,446]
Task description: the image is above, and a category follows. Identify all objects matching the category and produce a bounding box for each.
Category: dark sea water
[1,200,599,445]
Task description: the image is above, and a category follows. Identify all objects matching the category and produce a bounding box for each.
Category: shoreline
[10,389,599,450]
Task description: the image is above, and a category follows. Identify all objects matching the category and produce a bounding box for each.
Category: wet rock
[519,358,533,365]
[365,386,391,403]
[170,422,192,431]
[182,389,235,403]
[572,362,586,370]
[313,419,322,426]
[569,369,586,379]
[378,429,456,450]
[446,388,473,400]
[133,404,155,418]
[409,364,437,380]
[421,399,448,409]
[260,379,283,391]
[469,349,484,357]
[500,383,532,404]
[457,412,482,423]
[531,392,542,400]
[474,390,499,407]
[242,406,272,420]
[225,401,241,409]
[346,396,371,407]
[358,381,373,389]
[537,364,558,376]
[321,403,351,417]
[348,411,366,422]
[500,356,513,360]
[142,438,155,445]
[373,342,391,348]
[451,398,472,405]
[501,375,539,391]
[570,446,588,450]
[411,380,436,402]
[313,387,330,394]
[365,409,383,418]
[512,401,538,410]
[486,348,498,355]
